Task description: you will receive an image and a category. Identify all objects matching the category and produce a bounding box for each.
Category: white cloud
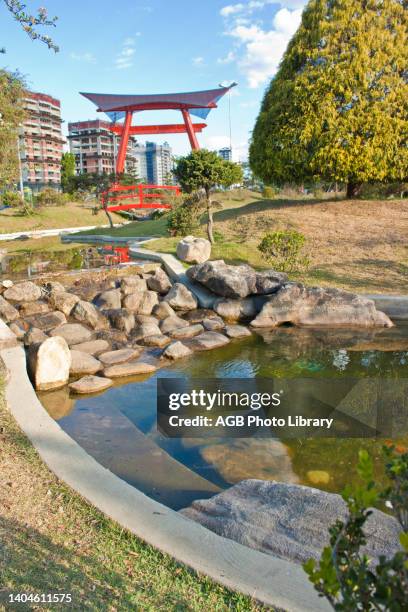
[217,50,236,64]
[70,52,96,63]
[224,6,304,88]
[192,56,205,66]
[220,0,305,17]
[115,38,136,70]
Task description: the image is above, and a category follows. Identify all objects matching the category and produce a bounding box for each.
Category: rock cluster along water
[0,258,393,393]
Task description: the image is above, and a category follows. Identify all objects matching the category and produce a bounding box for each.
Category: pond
[0,244,145,281]
[40,324,408,510]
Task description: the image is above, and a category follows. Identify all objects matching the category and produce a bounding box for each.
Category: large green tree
[0,69,25,190]
[250,0,408,198]
[174,149,243,243]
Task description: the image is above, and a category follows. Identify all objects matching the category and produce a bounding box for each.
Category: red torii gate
[80,85,235,212]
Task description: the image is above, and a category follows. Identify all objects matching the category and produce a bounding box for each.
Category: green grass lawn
[0,202,123,234]
[0,371,265,612]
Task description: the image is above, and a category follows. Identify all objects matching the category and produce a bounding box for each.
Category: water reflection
[47,324,408,509]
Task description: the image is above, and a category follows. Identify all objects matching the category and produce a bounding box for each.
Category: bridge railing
[101,183,181,212]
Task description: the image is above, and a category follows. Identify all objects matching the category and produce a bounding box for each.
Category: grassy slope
[0,202,123,234]
[143,193,408,295]
[0,375,264,612]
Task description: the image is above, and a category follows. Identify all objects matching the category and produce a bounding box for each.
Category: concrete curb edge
[1,344,329,612]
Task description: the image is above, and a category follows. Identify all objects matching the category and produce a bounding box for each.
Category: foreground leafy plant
[303,447,408,610]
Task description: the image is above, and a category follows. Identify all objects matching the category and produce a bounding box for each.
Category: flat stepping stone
[225,324,252,338]
[70,339,110,355]
[142,334,171,348]
[69,375,113,395]
[50,323,93,346]
[162,341,192,360]
[190,331,230,351]
[103,361,157,378]
[170,323,204,339]
[202,317,225,331]
[160,315,188,334]
[99,347,142,366]
[69,350,102,376]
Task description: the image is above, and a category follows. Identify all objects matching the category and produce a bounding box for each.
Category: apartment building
[145,141,173,184]
[67,120,139,177]
[19,91,64,191]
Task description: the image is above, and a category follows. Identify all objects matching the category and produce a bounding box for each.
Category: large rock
[50,323,93,346]
[98,347,142,366]
[123,290,158,315]
[25,311,66,332]
[0,318,18,349]
[189,331,230,351]
[24,327,48,346]
[69,375,113,395]
[163,283,197,311]
[183,308,219,323]
[160,315,189,334]
[132,322,162,341]
[96,328,128,348]
[9,319,29,339]
[251,283,393,328]
[153,302,176,320]
[19,300,50,317]
[0,295,19,323]
[69,350,102,376]
[72,300,109,330]
[50,291,80,317]
[142,334,171,348]
[181,480,402,565]
[28,336,71,391]
[225,324,252,338]
[103,361,157,378]
[4,281,42,303]
[169,324,204,339]
[214,297,266,322]
[187,260,287,299]
[105,308,135,334]
[120,276,147,295]
[93,289,121,310]
[41,280,66,297]
[146,267,172,294]
[162,341,193,360]
[176,235,211,264]
[70,339,110,355]
[202,317,225,331]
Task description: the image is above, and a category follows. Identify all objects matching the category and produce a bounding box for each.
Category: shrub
[1,190,23,208]
[258,230,309,272]
[262,185,279,199]
[166,192,203,237]
[304,446,408,610]
[35,188,68,207]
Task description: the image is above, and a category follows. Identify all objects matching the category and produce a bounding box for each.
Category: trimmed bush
[258,230,309,272]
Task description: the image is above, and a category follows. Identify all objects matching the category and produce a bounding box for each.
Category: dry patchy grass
[148,195,408,295]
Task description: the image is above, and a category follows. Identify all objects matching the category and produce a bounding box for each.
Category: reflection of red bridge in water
[81,84,235,213]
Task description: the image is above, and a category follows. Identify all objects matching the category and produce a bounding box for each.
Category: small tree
[0,69,25,190]
[60,152,75,192]
[174,149,243,244]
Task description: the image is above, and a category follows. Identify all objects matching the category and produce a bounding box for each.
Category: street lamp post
[219,81,237,159]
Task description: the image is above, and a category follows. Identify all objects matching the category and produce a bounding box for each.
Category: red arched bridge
[80,84,236,213]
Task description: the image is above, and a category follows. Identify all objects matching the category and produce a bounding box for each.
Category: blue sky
[0,0,306,160]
